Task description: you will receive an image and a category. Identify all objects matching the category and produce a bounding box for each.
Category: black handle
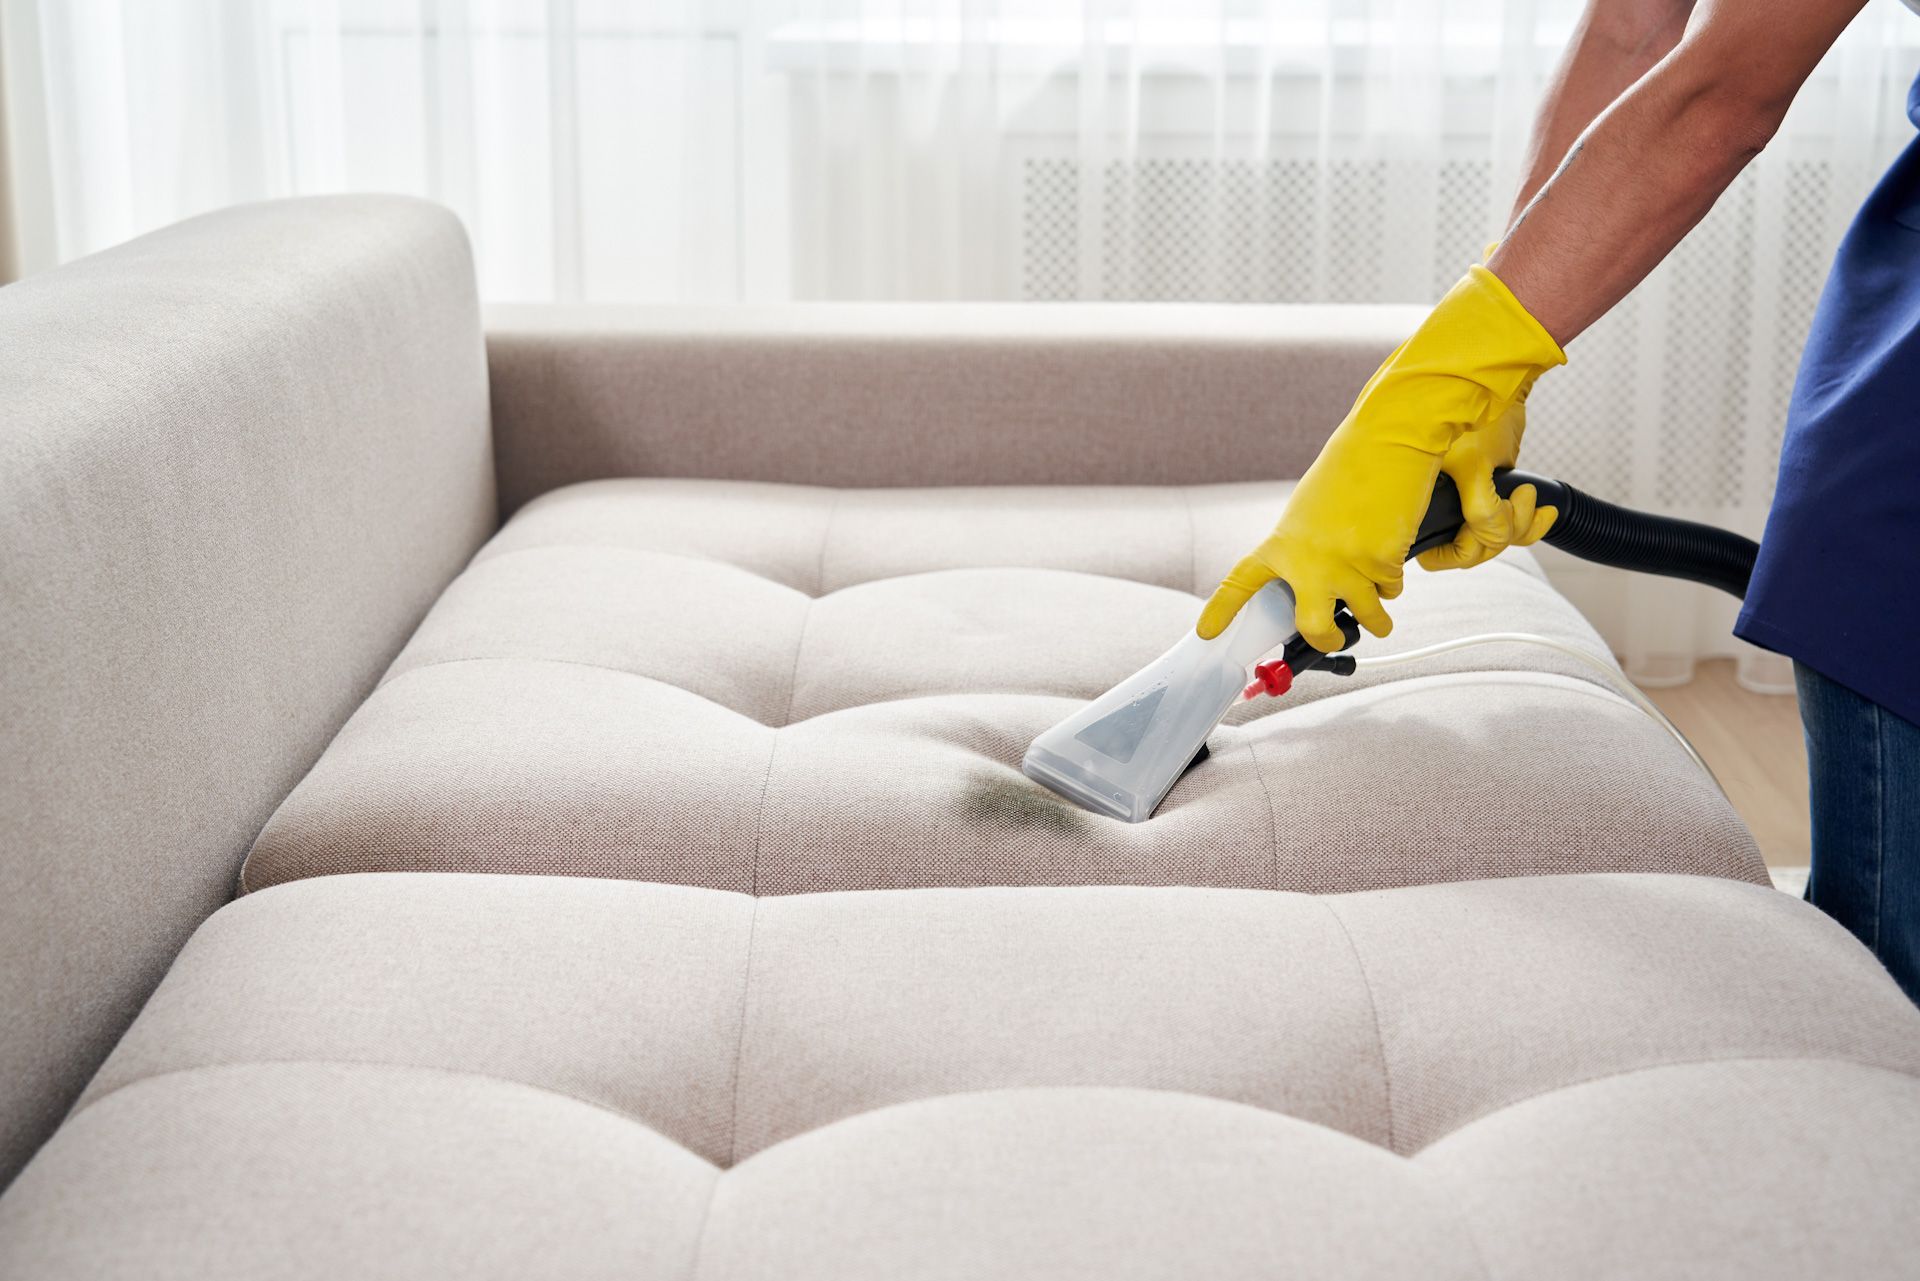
[1411,468,1757,599]
[1410,469,1566,560]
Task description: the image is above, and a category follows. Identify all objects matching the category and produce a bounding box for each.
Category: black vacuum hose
[1411,468,1759,600]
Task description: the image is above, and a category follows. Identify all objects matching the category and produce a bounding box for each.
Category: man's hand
[1196,417,1441,652]
[1196,266,1565,650]
[1416,379,1559,572]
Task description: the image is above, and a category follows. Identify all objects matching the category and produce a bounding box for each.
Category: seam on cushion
[683,1166,726,1281]
[722,1082,1398,1173]
[394,554,1201,651]
[448,542,817,595]
[360,658,1144,729]
[814,491,840,597]
[1413,1054,1920,1157]
[780,604,816,730]
[1244,736,1281,892]
[743,522,823,883]
[1319,896,1397,1154]
[370,656,777,725]
[471,543,1207,599]
[726,898,762,1167]
[746,727,783,893]
[67,1058,720,1166]
[768,490,833,729]
[687,899,761,1281]
[380,653,754,694]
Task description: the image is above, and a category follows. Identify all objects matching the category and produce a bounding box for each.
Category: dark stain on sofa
[960,773,1088,834]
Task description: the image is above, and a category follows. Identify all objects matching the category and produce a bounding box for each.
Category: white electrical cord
[1349,632,1721,792]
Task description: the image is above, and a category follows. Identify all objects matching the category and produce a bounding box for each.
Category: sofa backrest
[484,302,1418,515]
[0,196,494,1183]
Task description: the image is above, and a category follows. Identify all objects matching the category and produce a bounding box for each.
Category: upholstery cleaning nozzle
[1022,469,1757,823]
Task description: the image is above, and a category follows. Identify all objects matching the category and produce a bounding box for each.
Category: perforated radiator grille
[1019,154,1851,512]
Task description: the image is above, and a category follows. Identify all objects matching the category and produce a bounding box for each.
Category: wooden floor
[1642,659,1809,870]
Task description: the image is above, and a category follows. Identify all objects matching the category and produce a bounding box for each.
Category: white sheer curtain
[7,0,750,300]
[6,0,1918,683]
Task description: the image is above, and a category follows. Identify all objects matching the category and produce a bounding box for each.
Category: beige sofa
[1,196,1916,1278]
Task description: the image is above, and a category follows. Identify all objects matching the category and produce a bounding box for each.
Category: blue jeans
[1797,661,1920,1003]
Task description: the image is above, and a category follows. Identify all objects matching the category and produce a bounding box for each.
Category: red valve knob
[1242,660,1294,700]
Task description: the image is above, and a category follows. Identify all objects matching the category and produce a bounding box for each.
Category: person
[1199,0,1920,1001]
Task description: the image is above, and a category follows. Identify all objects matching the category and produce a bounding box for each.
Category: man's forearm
[1491,0,1867,344]
[1508,0,1694,224]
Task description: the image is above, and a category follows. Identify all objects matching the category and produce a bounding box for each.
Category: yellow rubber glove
[1414,372,1558,572]
[1408,236,1557,570]
[1196,265,1565,650]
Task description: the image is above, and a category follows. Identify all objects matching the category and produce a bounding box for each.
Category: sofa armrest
[0,196,494,1184]
[485,302,1420,514]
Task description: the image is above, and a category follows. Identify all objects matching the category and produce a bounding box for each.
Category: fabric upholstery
[243,478,1763,895]
[0,196,494,1183]
[484,301,1424,513]
[1,871,1916,1278]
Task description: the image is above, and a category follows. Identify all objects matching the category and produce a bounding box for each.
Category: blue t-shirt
[1736,71,1920,725]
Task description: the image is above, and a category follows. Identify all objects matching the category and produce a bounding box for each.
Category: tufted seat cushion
[3,871,1917,1278]
[241,478,1762,895]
